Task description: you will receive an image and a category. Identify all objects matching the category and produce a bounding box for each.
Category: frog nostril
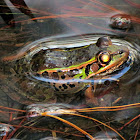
[118,50,124,54]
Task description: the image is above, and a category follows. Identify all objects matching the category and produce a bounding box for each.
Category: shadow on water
[0,0,140,140]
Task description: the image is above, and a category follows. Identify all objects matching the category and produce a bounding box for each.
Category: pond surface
[0,0,140,140]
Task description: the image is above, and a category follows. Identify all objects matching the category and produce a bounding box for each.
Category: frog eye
[96,36,112,48]
[97,51,111,65]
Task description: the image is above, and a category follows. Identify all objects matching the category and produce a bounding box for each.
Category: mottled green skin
[30,44,100,72]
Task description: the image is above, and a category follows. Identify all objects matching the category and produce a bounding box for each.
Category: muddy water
[0,0,140,140]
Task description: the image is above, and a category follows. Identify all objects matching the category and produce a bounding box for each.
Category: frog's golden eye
[97,51,111,65]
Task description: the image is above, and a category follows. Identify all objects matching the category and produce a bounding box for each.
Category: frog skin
[0,35,132,105]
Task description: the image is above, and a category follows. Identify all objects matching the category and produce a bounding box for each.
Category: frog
[0,35,132,105]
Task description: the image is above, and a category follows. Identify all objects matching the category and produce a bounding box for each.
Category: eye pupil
[101,54,110,62]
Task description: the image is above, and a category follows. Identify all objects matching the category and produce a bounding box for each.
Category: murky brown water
[0,0,140,140]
